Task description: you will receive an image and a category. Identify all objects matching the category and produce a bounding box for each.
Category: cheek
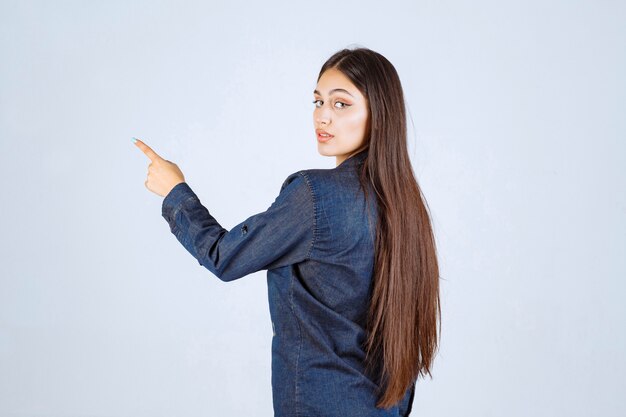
[345,109,368,134]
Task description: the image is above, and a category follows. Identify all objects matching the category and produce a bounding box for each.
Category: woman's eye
[312,99,350,109]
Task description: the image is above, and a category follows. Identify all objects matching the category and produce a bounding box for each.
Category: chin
[317,147,337,157]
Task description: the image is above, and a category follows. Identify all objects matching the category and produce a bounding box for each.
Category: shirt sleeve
[161,171,316,282]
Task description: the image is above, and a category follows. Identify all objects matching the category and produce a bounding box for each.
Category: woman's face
[313,68,369,166]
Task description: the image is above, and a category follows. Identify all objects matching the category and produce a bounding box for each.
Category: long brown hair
[317,47,441,409]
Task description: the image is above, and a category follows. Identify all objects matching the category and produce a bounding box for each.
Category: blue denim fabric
[162,150,416,417]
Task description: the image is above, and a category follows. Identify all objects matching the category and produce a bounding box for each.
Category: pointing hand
[133,137,186,197]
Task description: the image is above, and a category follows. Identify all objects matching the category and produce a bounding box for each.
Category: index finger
[133,137,162,162]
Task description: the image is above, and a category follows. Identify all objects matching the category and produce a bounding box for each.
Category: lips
[316,129,334,142]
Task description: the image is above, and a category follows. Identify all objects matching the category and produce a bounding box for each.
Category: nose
[314,108,330,126]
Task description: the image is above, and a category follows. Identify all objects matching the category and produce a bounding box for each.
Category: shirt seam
[298,171,317,261]
[289,259,303,417]
[291,171,315,417]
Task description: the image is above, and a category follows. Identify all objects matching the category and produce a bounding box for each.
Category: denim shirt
[161,150,416,417]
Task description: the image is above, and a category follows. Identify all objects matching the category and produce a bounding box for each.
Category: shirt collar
[337,150,368,169]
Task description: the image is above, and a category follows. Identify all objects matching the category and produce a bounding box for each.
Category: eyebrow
[313,88,354,97]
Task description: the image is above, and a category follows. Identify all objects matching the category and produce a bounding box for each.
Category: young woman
[134,46,440,417]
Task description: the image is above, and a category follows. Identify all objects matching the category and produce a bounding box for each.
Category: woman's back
[266,151,415,417]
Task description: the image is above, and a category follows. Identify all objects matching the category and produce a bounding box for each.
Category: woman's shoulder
[279,167,331,192]
[281,152,369,203]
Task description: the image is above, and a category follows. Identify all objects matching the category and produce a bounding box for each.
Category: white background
[0,1,624,416]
